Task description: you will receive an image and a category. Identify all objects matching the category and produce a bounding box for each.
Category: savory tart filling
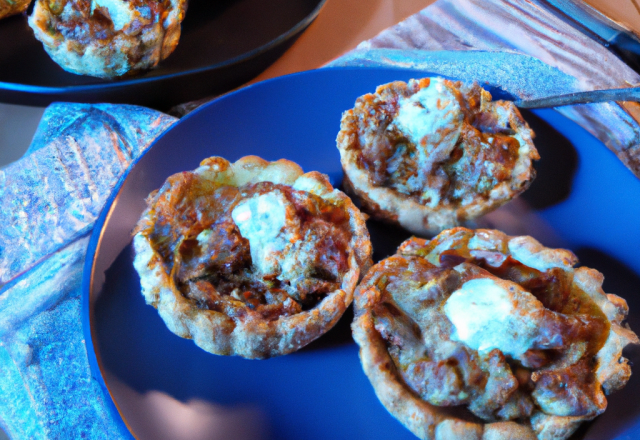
[352,228,637,440]
[28,0,187,78]
[337,77,539,236]
[133,156,372,359]
[0,0,30,19]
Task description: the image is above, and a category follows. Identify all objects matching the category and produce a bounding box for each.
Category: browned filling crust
[354,79,525,205]
[135,172,353,322]
[41,0,171,47]
[370,246,607,420]
[133,156,372,359]
[352,228,638,439]
[29,0,186,78]
[337,78,539,235]
[0,0,31,19]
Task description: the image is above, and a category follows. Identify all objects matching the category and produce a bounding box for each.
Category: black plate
[84,67,640,439]
[0,0,325,110]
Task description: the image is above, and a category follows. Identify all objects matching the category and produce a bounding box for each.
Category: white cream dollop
[231,191,298,276]
[443,277,546,358]
[393,78,463,156]
[389,78,464,203]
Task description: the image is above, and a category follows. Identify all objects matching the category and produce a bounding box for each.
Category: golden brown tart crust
[337,78,539,236]
[133,156,372,359]
[352,227,637,439]
[29,0,187,78]
[0,0,30,19]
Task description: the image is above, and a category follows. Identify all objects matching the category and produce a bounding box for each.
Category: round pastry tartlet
[0,0,30,19]
[336,77,540,236]
[29,0,187,78]
[133,156,372,359]
[352,227,637,440]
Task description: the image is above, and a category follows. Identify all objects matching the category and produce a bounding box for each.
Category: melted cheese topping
[444,277,545,358]
[508,239,574,273]
[196,229,212,246]
[231,191,298,276]
[393,78,463,154]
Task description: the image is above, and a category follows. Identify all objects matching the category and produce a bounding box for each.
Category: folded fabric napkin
[1,0,639,437]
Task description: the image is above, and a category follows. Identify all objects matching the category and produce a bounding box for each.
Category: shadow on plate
[519,108,578,210]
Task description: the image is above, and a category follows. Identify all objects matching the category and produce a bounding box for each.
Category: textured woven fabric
[0,104,175,438]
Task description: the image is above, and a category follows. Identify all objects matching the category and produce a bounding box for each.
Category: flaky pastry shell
[133,156,372,359]
[337,78,539,236]
[29,0,187,78]
[352,227,637,440]
[0,0,30,19]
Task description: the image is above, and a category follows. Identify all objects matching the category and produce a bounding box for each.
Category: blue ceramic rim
[80,66,520,437]
[0,0,327,95]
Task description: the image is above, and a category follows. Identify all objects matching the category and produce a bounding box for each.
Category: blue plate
[84,67,640,440]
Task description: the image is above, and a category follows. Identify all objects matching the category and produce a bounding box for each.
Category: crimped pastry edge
[133,155,372,359]
[28,0,187,78]
[352,227,638,440]
[336,79,539,236]
[0,0,30,19]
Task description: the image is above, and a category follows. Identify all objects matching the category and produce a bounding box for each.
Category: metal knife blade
[515,85,640,108]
